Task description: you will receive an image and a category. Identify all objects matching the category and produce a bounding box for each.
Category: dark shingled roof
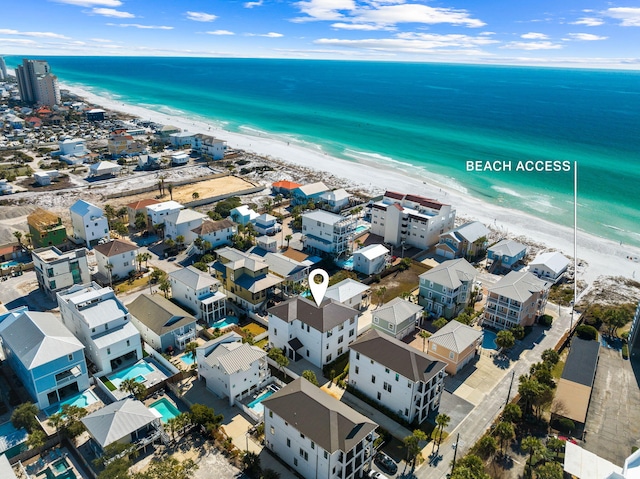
[267,296,357,333]
[127,294,196,336]
[561,338,600,387]
[262,378,377,453]
[350,329,446,383]
[192,218,236,235]
[93,239,138,257]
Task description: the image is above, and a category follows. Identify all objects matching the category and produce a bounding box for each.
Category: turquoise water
[180,354,196,366]
[6,57,639,246]
[44,389,99,417]
[355,225,369,234]
[336,256,355,270]
[52,458,70,473]
[0,260,18,269]
[248,389,275,415]
[108,362,154,387]
[0,421,28,455]
[482,330,498,350]
[149,398,181,423]
[212,316,239,329]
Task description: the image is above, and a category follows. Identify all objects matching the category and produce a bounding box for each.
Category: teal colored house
[419,258,477,320]
[291,182,329,205]
[487,239,527,271]
[0,309,89,409]
[371,297,423,339]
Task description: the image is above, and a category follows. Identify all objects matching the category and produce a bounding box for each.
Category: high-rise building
[0,57,7,81]
[15,59,60,106]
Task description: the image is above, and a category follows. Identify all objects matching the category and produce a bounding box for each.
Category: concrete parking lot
[583,347,640,466]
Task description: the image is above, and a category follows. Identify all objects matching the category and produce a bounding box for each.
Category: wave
[602,224,624,232]
[491,186,524,198]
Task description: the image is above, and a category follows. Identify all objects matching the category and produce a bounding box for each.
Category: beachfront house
[31,246,91,300]
[69,199,110,248]
[301,210,357,257]
[164,209,207,245]
[267,296,358,368]
[319,188,352,212]
[126,198,160,228]
[127,294,197,352]
[192,134,226,159]
[349,329,446,424]
[418,258,477,320]
[93,239,139,285]
[229,205,259,226]
[88,160,122,178]
[27,208,67,248]
[0,310,89,409]
[271,180,301,197]
[426,320,483,375]
[146,201,184,229]
[529,251,570,283]
[253,214,281,236]
[81,399,164,457]
[352,243,390,275]
[436,221,490,260]
[324,279,371,310]
[168,266,226,325]
[212,247,282,312]
[86,109,105,122]
[196,331,269,406]
[292,181,329,205]
[482,271,551,330]
[371,297,423,340]
[188,218,237,254]
[487,239,527,272]
[57,282,142,375]
[263,377,377,479]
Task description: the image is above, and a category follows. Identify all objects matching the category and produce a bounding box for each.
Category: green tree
[135,211,147,230]
[404,429,428,468]
[433,317,448,330]
[510,324,525,340]
[192,191,199,200]
[26,429,46,451]
[13,230,23,246]
[268,347,290,376]
[496,330,515,350]
[521,436,544,477]
[190,403,223,431]
[375,287,387,306]
[105,262,114,289]
[476,435,497,459]
[175,235,185,248]
[47,412,65,442]
[242,451,261,478]
[502,403,522,424]
[435,413,451,449]
[11,402,40,432]
[97,457,131,479]
[603,306,629,337]
[261,469,281,479]
[167,183,174,201]
[185,342,198,364]
[419,329,431,352]
[494,421,515,455]
[159,278,171,298]
[302,370,319,386]
[132,457,198,479]
[284,234,292,248]
[535,461,564,479]
[452,455,490,479]
[541,349,560,366]
[120,378,147,400]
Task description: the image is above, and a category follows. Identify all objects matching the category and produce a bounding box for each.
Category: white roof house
[353,244,389,275]
[529,251,570,282]
[564,441,622,479]
[229,205,259,225]
[88,160,122,177]
[489,271,549,302]
[325,279,370,306]
[296,182,329,196]
[81,399,160,449]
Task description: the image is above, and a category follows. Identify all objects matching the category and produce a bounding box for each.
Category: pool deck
[109,359,169,400]
[23,446,84,479]
[39,388,105,436]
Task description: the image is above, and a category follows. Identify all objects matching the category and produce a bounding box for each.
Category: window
[270,426,275,435]
[385,368,389,373]
[124,261,129,267]
[405,408,409,416]
[294,458,298,467]
[355,366,359,374]
[337,347,343,355]
[349,329,354,337]
[383,382,392,393]
[338,336,343,344]
[356,352,360,360]
[269,411,273,418]
[300,322,304,329]
[326,354,332,362]
[68,354,73,361]
[311,442,315,450]
[107,348,111,355]
[350,317,355,325]
[395,373,399,381]
[287,438,291,447]
[377,392,381,400]
[324,451,328,459]
[371,375,376,384]
[274,328,277,336]
[373,317,379,324]
[300,433,305,439]
[431,343,437,351]
[126,340,130,347]
[338,324,344,331]
[49,280,56,289]
[105,323,109,330]
[449,351,455,359]
[327,331,333,338]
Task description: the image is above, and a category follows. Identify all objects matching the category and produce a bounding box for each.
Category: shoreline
[61,81,640,288]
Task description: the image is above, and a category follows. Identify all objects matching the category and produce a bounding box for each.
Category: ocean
[6,57,640,246]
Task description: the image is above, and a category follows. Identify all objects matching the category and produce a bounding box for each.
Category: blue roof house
[0,310,89,409]
[487,239,527,271]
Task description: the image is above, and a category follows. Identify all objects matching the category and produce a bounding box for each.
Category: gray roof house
[268,296,357,333]
[419,258,477,319]
[81,399,162,454]
[437,221,490,259]
[128,294,197,352]
[372,297,423,339]
[325,278,370,310]
[487,239,527,271]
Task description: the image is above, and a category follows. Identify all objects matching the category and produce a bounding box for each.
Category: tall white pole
[572,161,578,331]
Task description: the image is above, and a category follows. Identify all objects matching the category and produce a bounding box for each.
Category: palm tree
[521,436,544,478]
[175,235,185,249]
[284,234,292,248]
[419,330,431,352]
[136,253,145,271]
[168,183,174,201]
[435,413,451,450]
[167,416,179,442]
[13,231,22,246]
[142,252,152,269]
[105,262,114,289]
[375,287,387,307]
[494,421,515,456]
[185,342,198,364]
[159,279,171,298]
[48,412,65,443]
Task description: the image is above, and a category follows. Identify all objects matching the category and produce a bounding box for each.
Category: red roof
[126,198,160,210]
[273,180,302,191]
[384,191,405,200]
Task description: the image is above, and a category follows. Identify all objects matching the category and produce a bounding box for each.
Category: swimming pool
[180,353,196,366]
[336,256,354,270]
[149,398,181,423]
[211,316,239,329]
[44,389,99,417]
[248,388,276,415]
[354,224,370,234]
[0,260,19,269]
[482,330,498,350]
[0,420,28,456]
[52,458,70,474]
[108,362,155,388]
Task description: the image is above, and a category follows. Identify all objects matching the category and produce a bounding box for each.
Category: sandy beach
[62,83,640,290]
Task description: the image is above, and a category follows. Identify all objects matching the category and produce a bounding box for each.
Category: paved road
[415,304,573,479]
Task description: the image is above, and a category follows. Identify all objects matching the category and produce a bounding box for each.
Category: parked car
[374,452,398,475]
[368,470,389,479]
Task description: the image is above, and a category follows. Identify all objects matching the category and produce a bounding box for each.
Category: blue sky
[2,0,640,68]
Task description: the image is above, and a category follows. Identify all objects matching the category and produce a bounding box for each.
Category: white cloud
[501,41,563,50]
[106,23,174,30]
[331,22,395,31]
[247,32,284,37]
[0,28,70,39]
[566,33,608,41]
[603,7,640,27]
[293,0,356,22]
[0,38,38,45]
[91,38,114,42]
[521,32,548,40]
[206,30,235,35]
[53,0,122,6]
[91,8,135,18]
[244,0,264,7]
[571,17,604,26]
[185,11,218,22]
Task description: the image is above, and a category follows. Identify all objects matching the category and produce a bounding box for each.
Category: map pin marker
[309,269,329,307]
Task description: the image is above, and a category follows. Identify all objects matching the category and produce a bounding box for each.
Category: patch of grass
[116,274,150,294]
[370,262,429,302]
[255,338,269,350]
[551,360,565,379]
[101,377,116,391]
[243,322,267,336]
[623,343,629,359]
[548,285,575,306]
[323,352,350,379]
